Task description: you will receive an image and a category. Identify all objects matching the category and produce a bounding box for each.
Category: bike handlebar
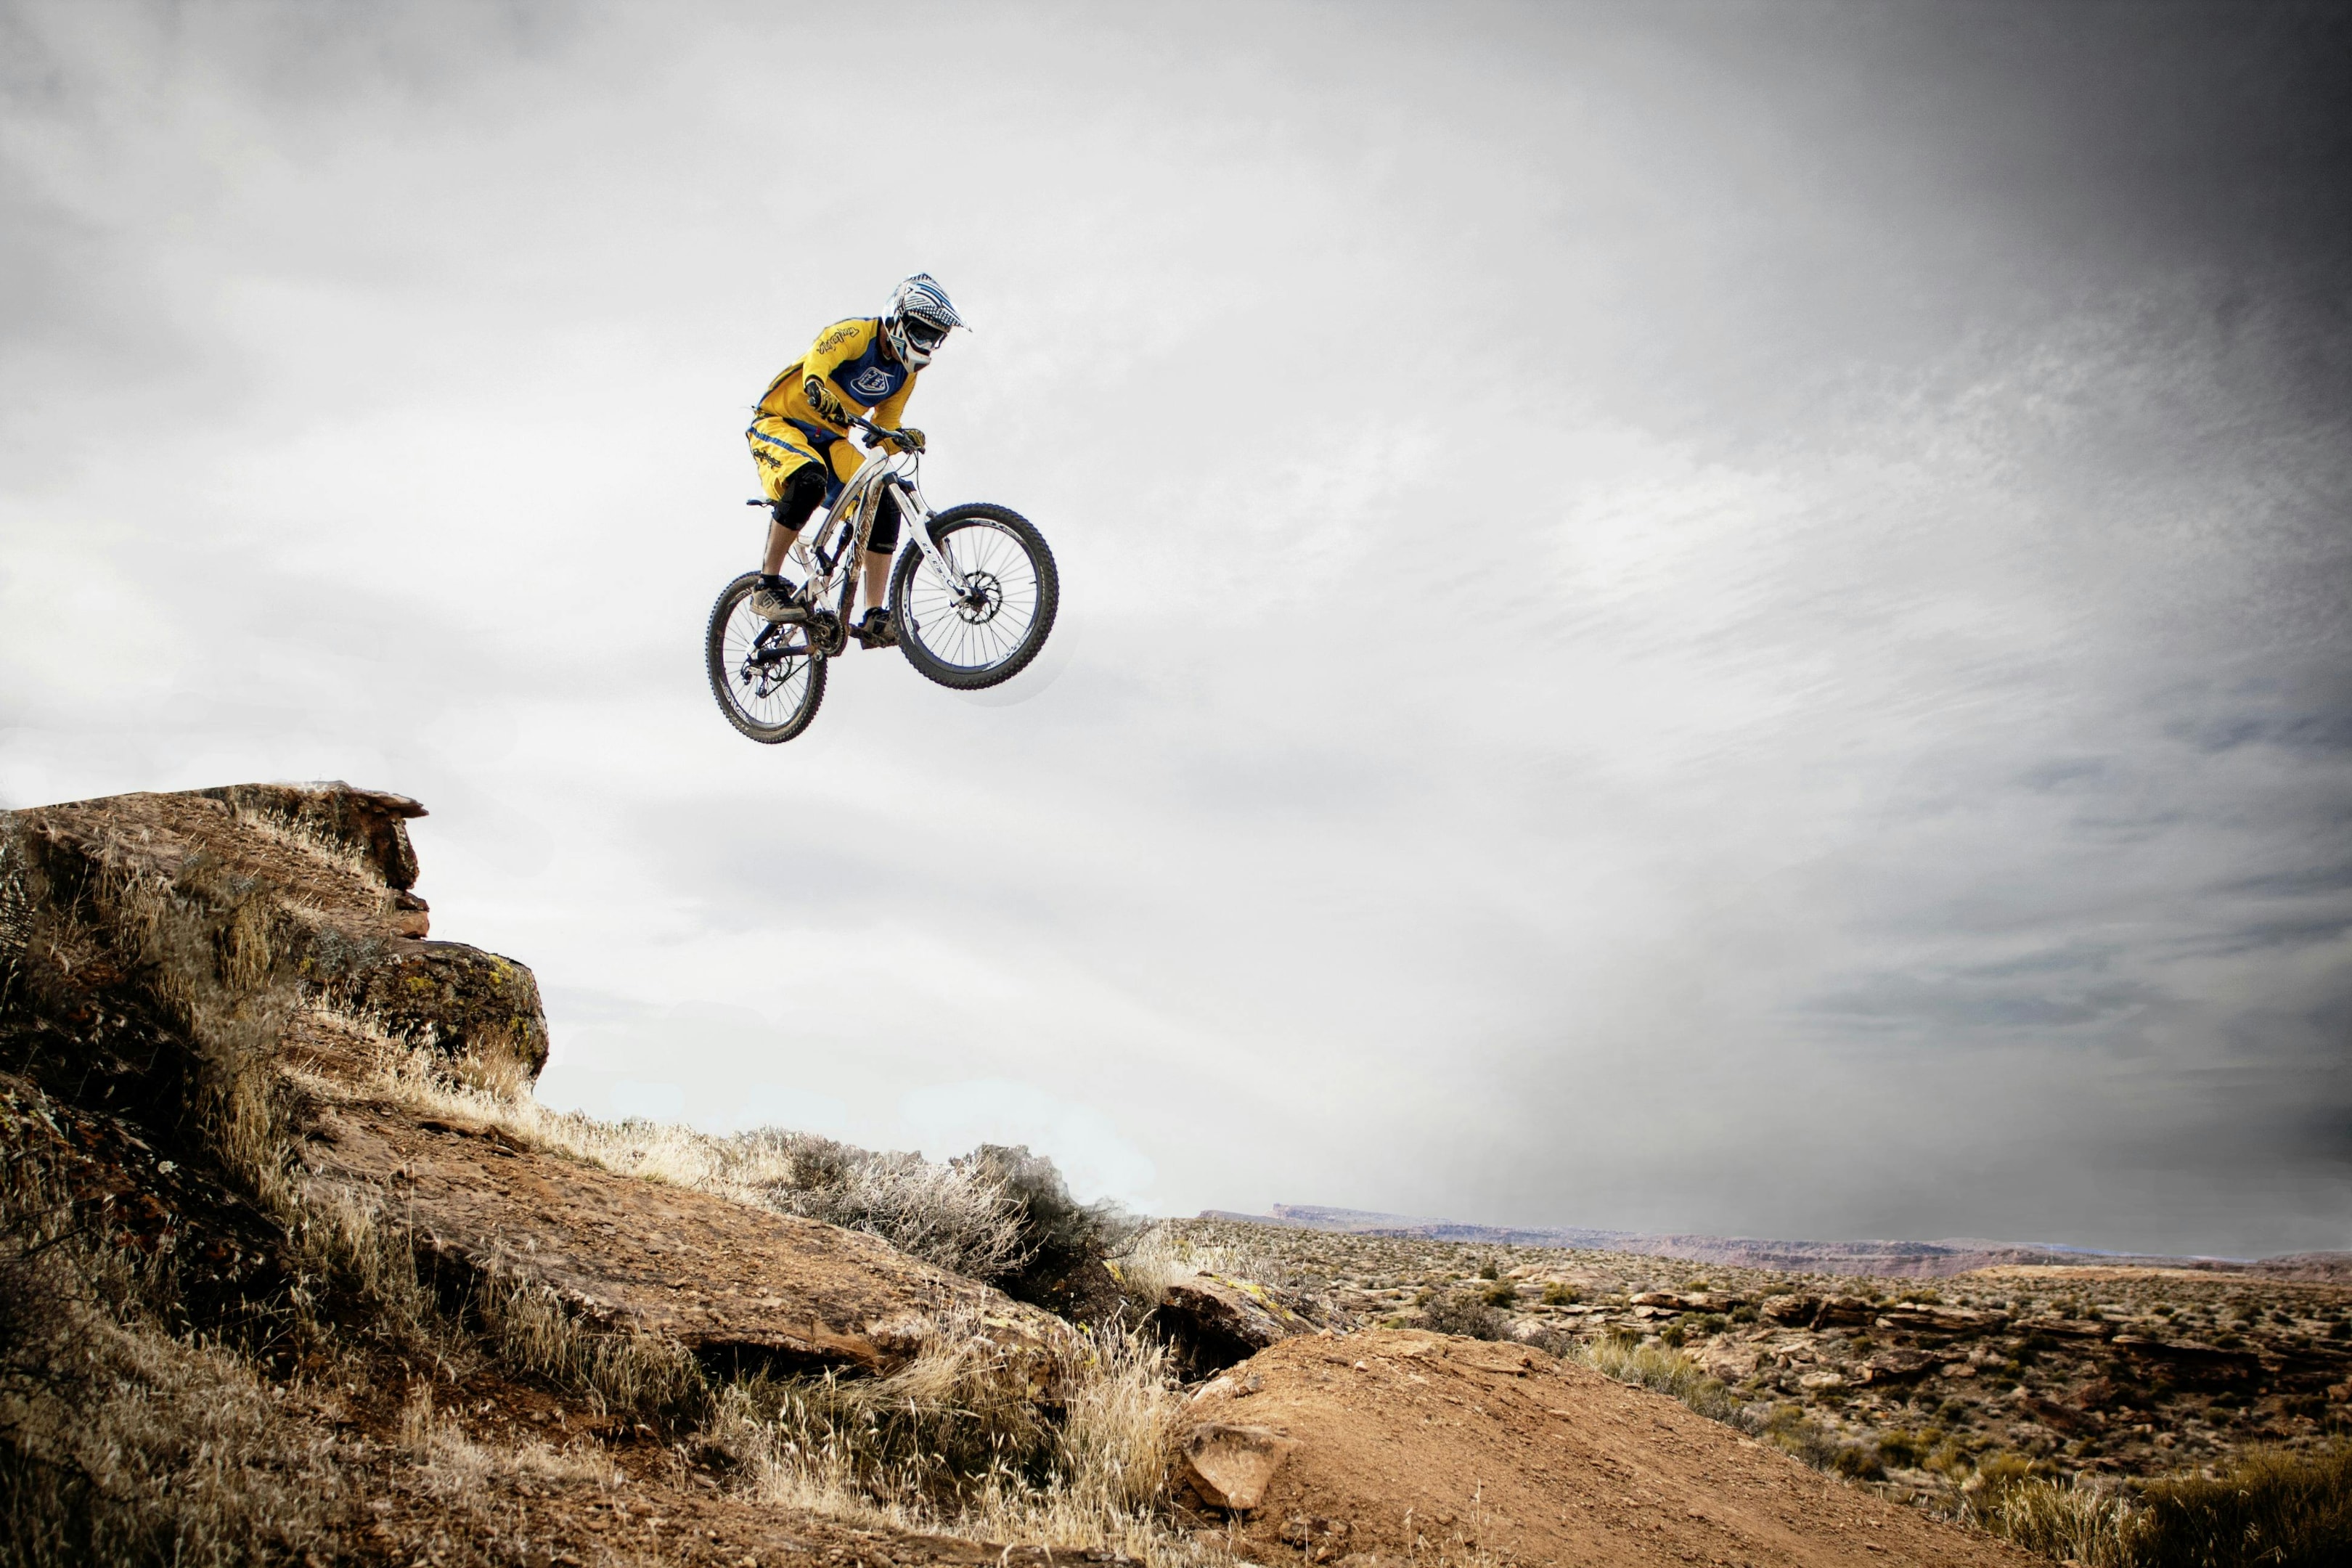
[849,412,919,452]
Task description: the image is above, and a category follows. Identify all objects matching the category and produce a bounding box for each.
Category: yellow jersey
[746,317,918,502]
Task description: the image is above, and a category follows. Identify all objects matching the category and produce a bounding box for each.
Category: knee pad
[770,466,825,531]
[866,492,902,555]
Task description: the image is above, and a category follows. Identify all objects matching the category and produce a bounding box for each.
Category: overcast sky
[4,1,2347,1259]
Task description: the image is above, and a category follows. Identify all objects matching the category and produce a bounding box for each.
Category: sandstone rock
[1760,1294,1818,1324]
[391,889,430,939]
[1630,1290,1740,1312]
[196,780,427,889]
[1812,1294,1878,1327]
[2109,1335,2262,1384]
[2022,1315,2113,1339]
[1797,1370,1849,1391]
[1157,1273,1311,1376]
[1858,1350,1943,1385]
[1182,1423,1295,1511]
[333,939,549,1081]
[1877,1304,2001,1333]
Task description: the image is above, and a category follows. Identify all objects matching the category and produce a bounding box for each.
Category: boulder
[1630,1290,1741,1312]
[1181,1423,1295,1511]
[332,938,550,1081]
[1877,1304,2001,1334]
[2110,1336,2263,1384]
[1156,1273,1312,1376]
[1760,1294,1818,1324]
[1858,1350,1943,1385]
[1812,1295,1879,1327]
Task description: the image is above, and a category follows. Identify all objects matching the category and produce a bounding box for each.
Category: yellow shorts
[746,417,862,503]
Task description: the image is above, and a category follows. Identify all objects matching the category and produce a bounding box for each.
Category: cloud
[2,0,2347,1255]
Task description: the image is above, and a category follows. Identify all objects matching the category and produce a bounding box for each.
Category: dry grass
[398,1384,618,1495]
[351,1029,1032,1280]
[709,1315,1230,1567]
[473,1273,707,1422]
[1964,1474,2138,1568]
[0,1153,350,1568]
[223,801,383,886]
[1574,1335,1739,1421]
[1963,1445,2352,1568]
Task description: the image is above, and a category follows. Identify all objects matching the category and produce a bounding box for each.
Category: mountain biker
[746,274,965,645]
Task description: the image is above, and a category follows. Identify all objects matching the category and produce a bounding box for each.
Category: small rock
[1183,1423,1297,1511]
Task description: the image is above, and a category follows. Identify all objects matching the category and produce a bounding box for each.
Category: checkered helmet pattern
[883,273,963,369]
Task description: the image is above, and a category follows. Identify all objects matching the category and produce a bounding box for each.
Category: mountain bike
[706,417,1059,743]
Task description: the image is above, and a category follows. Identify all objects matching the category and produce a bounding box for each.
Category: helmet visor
[902,316,951,352]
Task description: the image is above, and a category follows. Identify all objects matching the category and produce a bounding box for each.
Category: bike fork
[891,477,977,600]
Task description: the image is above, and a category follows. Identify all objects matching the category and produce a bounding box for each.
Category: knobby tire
[889,505,1059,691]
[706,571,827,743]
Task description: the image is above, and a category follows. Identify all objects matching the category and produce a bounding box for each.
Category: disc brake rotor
[955,570,1004,624]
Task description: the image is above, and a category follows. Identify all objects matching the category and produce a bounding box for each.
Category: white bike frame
[788,431,977,611]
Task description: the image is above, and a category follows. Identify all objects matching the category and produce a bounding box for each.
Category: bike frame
[788,426,977,616]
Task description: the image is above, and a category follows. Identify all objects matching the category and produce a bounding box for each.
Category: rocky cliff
[0,783,2171,1568]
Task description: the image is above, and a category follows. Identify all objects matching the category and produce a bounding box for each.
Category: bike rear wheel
[889,505,1058,690]
[706,571,827,743]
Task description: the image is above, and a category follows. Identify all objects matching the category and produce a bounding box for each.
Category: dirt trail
[1191,1329,2032,1568]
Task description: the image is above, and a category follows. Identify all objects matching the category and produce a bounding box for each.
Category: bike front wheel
[889,505,1059,691]
[706,572,827,743]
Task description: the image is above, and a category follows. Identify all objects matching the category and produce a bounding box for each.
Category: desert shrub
[1476,1258,1501,1281]
[959,1144,1138,1319]
[1580,1339,1735,1421]
[717,1318,1186,1560]
[1420,1289,1508,1341]
[1478,1279,1518,1307]
[1744,1401,1843,1468]
[1540,1281,1580,1306]
[362,1045,1040,1286]
[1833,1445,1883,1479]
[1730,1304,1758,1323]
[744,1130,1032,1282]
[2130,1444,2352,1568]
[1659,1321,1687,1347]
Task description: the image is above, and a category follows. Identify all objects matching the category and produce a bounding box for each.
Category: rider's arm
[796,320,866,430]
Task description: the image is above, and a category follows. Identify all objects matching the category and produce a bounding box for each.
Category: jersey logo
[817,324,859,352]
[849,366,896,399]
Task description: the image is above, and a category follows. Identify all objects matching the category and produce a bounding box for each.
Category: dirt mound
[1185,1329,2030,1568]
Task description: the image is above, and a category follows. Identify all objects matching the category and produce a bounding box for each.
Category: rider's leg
[752,465,826,621]
[852,490,904,646]
[762,520,798,577]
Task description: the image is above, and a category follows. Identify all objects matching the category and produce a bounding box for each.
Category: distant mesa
[1201,1204,2351,1281]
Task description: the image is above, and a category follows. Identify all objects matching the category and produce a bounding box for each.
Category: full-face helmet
[882,273,964,370]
